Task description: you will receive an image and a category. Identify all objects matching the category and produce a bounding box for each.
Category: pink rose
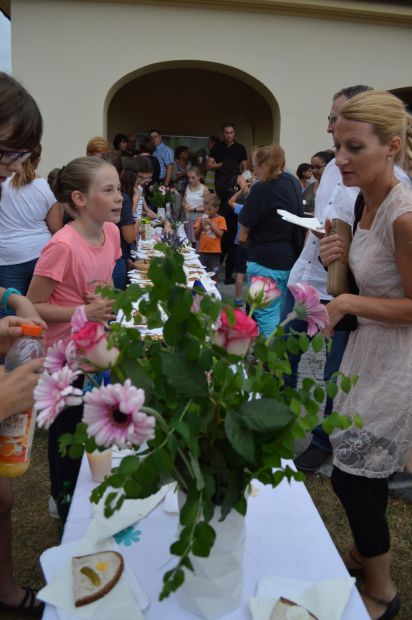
[247,276,282,308]
[213,308,258,357]
[72,322,119,369]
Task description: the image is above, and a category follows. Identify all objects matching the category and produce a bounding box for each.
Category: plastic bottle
[0,324,44,477]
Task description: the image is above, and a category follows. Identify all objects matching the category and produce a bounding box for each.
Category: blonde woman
[320,90,412,620]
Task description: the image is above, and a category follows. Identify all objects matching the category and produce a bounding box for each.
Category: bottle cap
[20,324,43,337]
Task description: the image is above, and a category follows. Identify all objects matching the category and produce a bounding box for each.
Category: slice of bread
[270,597,318,620]
[72,551,124,607]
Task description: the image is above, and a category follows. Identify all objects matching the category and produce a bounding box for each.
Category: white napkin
[249,575,355,620]
[39,539,145,620]
[86,483,174,542]
[39,484,174,619]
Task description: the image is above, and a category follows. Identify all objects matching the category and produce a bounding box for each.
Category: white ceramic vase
[177,504,246,620]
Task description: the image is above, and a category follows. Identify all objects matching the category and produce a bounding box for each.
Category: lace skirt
[331,321,412,478]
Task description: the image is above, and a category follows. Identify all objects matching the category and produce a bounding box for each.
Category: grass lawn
[6,428,412,619]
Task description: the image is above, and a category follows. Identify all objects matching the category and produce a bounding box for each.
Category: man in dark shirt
[207,122,248,177]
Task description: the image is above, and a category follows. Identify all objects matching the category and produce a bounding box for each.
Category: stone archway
[104,61,280,154]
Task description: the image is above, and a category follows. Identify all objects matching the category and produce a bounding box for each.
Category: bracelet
[1,287,22,313]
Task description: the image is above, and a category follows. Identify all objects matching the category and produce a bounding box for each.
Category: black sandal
[363,591,401,620]
[0,587,45,617]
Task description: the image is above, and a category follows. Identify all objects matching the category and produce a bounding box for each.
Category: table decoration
[34,246,361,618]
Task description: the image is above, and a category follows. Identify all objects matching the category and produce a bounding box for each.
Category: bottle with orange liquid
[0,324,44,477]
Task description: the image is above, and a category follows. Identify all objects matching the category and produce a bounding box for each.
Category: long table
[42,456,369,619]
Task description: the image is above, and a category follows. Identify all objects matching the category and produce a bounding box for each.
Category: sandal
[363,591,401,620]
[0,587,45,617]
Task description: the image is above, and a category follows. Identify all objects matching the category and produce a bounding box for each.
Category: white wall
[10,0,412,176]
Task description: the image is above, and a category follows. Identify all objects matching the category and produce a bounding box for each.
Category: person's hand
[323,295,349,337]
[0,316,47,355]
[85,295,116,326]
[184,204,193,212]
[319,219,346,267]
[0,358,44,422]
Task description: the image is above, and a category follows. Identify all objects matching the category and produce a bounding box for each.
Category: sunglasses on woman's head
[0,149,32,164]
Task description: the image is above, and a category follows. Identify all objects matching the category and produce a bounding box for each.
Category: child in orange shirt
[194,194,227,276]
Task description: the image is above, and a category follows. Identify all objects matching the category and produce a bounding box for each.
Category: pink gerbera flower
[288,282,329,336]
[44,339,79,373]
[83,379,155,448]
[34,367,83,429]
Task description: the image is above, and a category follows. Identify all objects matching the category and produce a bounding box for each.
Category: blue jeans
[280,287,350,453]
[246,262,290,337]
[0,259,38,318]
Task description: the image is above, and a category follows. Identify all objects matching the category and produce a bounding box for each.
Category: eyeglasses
[312,164,326,170]
[327,114,338,124]
[0,149,32,164]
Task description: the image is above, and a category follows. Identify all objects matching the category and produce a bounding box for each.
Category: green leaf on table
[238,398,294,432]
[160,352,208,398]
[224,410,255,462]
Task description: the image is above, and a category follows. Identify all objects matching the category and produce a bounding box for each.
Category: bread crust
[73,551,124,607]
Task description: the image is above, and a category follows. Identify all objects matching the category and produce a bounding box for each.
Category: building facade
[1,0,412,174]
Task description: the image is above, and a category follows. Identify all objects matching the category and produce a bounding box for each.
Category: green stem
[141,406,169,433]
[248,302,257,318]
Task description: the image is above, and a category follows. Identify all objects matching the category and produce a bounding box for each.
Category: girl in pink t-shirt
[27,156,122,520]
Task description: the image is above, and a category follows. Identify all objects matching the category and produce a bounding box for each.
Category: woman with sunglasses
[0,72,46,617]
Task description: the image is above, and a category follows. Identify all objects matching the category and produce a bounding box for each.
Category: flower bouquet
[34,249,360,604]
[147,183,178,211]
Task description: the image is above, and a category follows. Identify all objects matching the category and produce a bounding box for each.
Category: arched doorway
[105,61,279,156]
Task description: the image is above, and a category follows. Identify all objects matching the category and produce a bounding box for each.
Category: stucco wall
[10,0,412,176]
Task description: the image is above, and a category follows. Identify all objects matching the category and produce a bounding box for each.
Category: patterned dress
[331,183,412,478]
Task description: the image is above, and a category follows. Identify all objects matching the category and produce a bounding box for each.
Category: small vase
[177,501,246,620]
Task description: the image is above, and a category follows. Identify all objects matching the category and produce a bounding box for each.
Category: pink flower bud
[247,276,282,308]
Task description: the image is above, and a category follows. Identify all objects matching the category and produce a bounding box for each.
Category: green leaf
[112,358,153,397]
[354,414,363,429]
[313,386,324,403]
[170,540,188,557]
[192,521,216,557]
[340,375,352,393]
[151,447,173,475]
[119,456,140,475]
[68,444,84,459]
[238,398,294,432]
[180,499,199,526]
[224,410,255,462]
[325,381,338,399]
[298,333,309,352]
[286,336,299,355]
[160,352,208,398]
[311,332,324,353]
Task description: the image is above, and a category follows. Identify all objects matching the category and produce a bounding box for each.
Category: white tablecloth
[42,457,368,620]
